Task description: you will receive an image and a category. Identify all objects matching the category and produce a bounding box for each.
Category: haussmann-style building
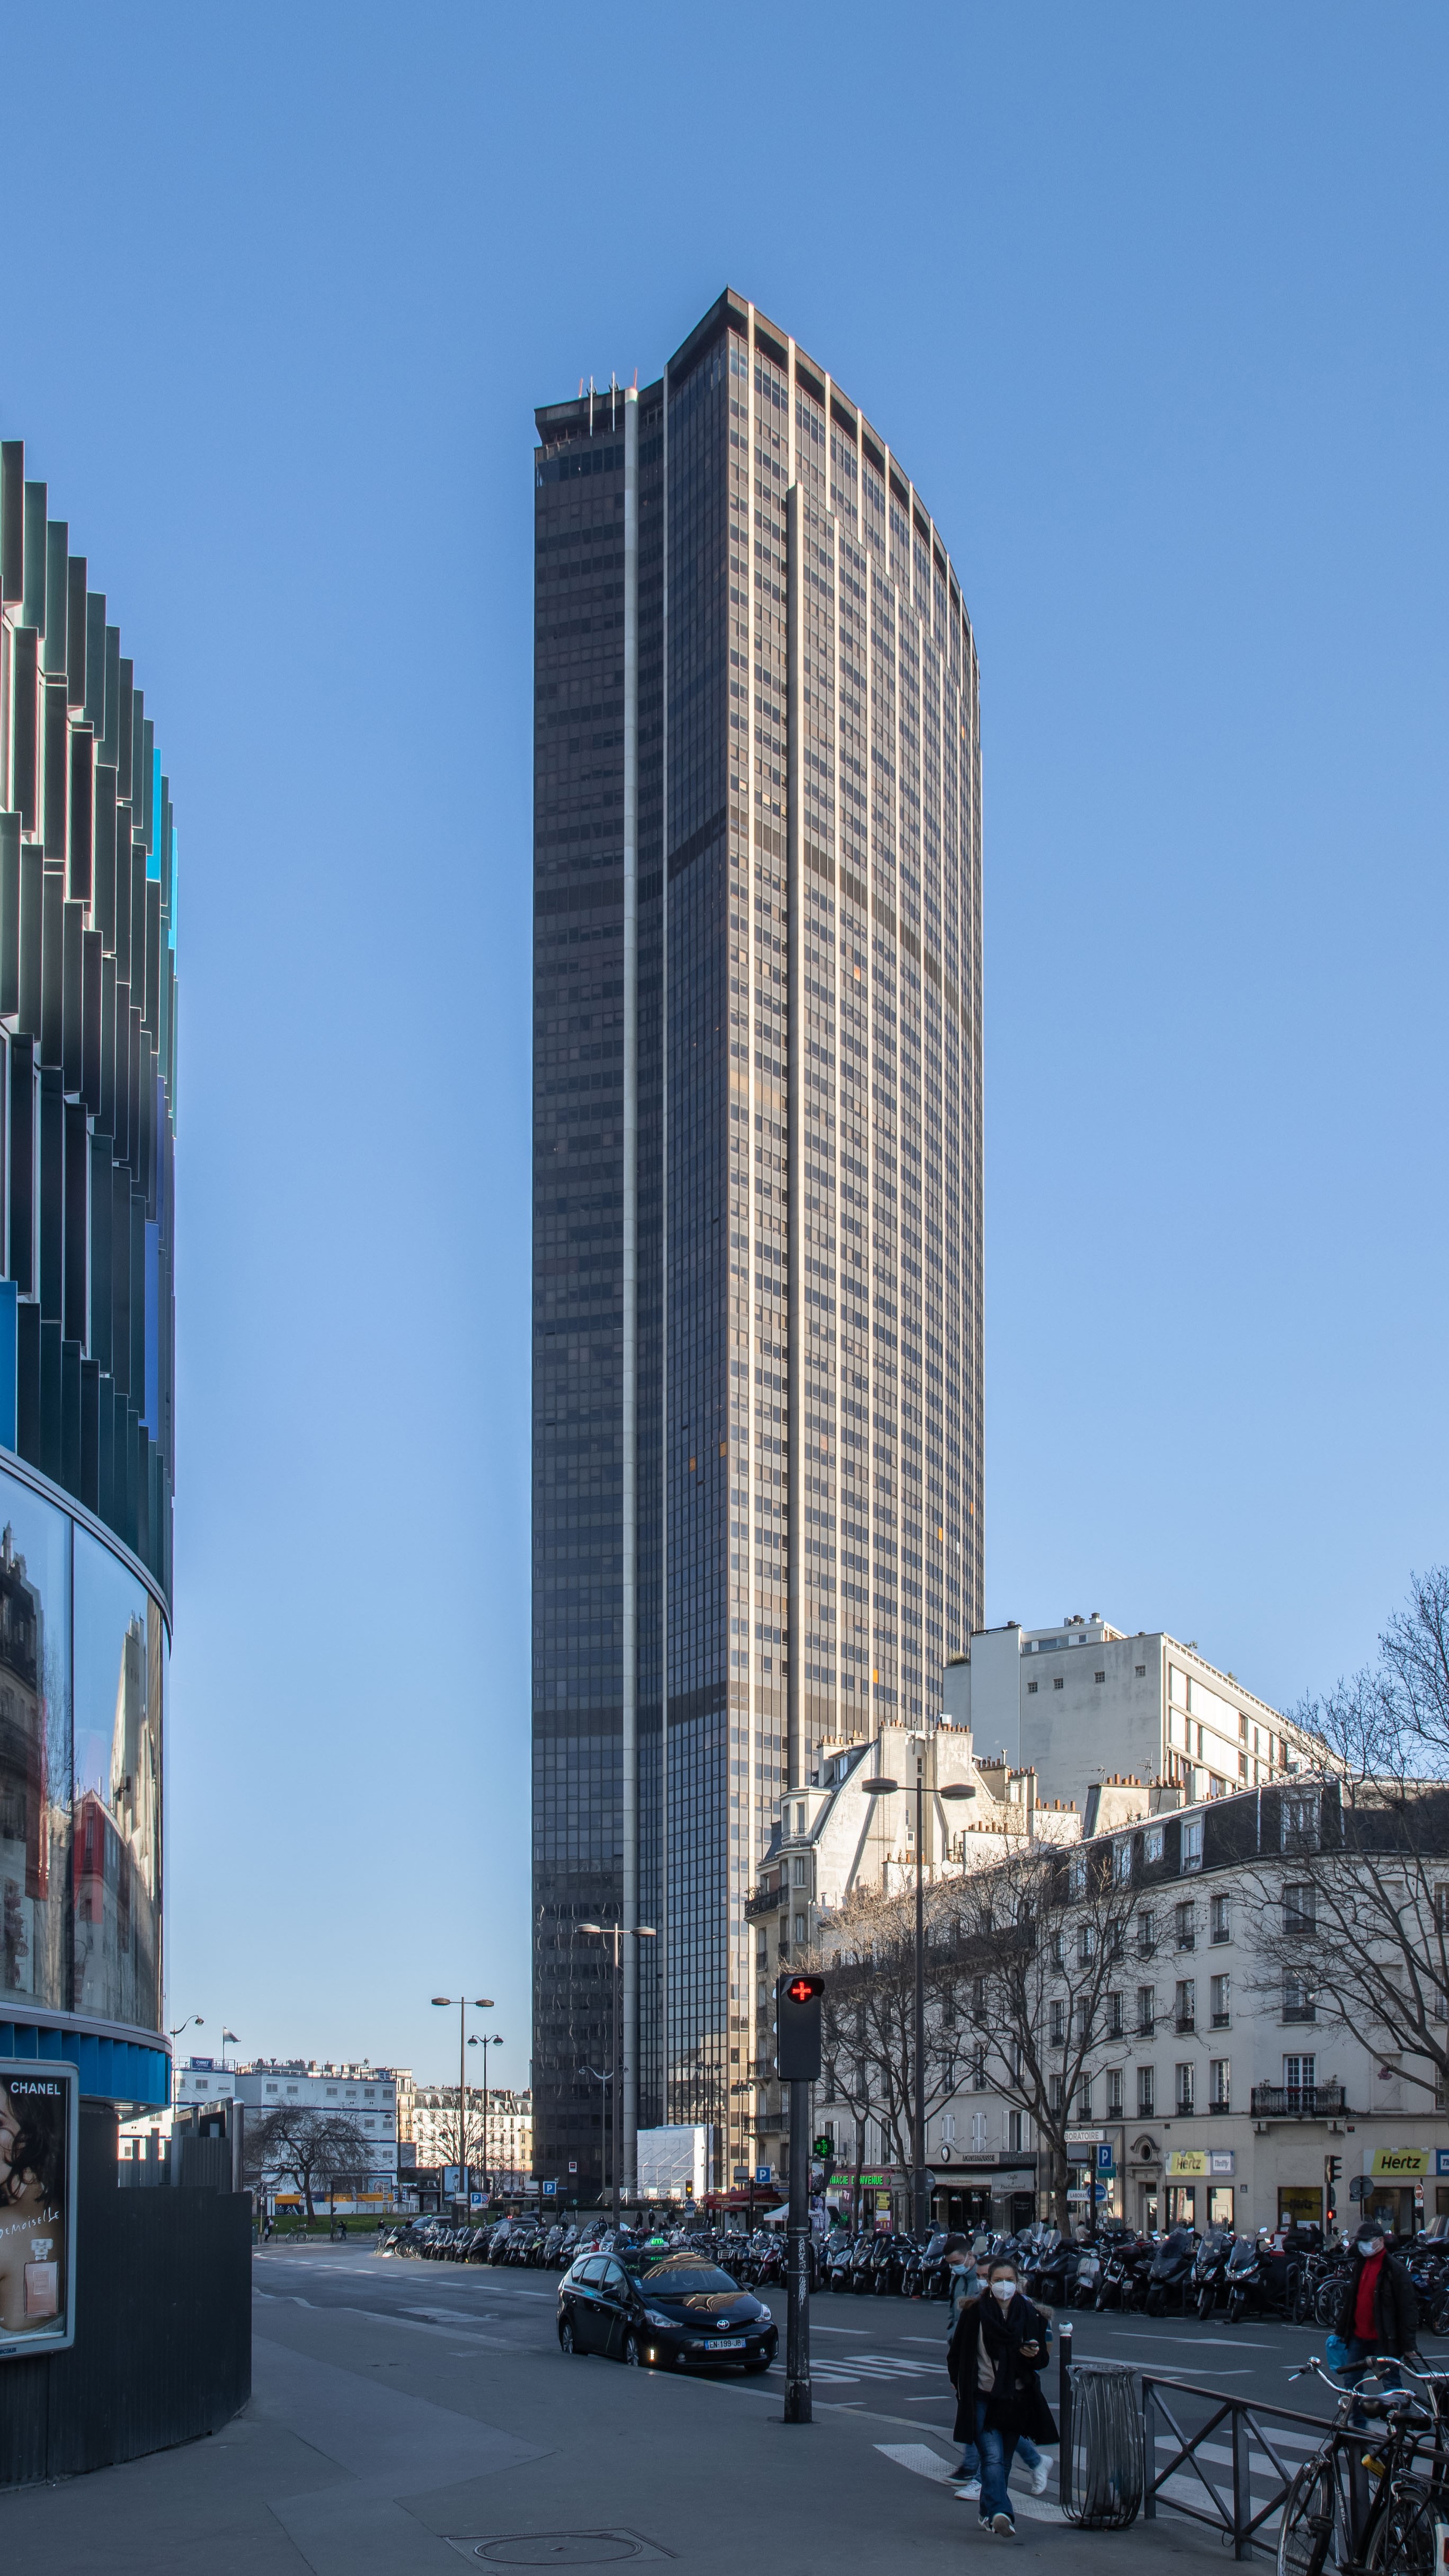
[531,290,983,2204]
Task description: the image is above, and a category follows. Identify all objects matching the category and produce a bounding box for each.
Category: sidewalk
[0,2280,1231,2573]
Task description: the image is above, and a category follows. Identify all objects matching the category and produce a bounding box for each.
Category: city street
[0,2242,1376,2573]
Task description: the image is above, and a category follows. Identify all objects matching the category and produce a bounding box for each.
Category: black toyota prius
[557,2249,778,2373]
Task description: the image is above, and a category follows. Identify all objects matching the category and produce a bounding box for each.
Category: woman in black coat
[946,2258,1059,2536]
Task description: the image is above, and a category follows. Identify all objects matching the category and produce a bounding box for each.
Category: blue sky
[2,2,1444,2086]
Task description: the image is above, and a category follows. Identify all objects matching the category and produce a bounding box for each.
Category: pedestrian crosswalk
[811,2350,943,2385]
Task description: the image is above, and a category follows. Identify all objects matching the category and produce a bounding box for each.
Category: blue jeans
[976,2404,1018,2525]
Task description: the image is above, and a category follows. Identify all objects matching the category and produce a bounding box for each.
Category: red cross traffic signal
[777,1972,825,2080]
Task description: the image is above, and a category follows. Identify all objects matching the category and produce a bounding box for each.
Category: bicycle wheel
[1315,2281,1342,2330]
[1278,2459,1338,2576]
[1367,2479,1437,2576]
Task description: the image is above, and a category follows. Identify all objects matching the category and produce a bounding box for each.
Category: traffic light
[777,1972,825,2081]
[1326,2153,1342,2215]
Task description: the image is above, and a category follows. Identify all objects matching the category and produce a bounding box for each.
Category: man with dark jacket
[1333,2219,1419,2403]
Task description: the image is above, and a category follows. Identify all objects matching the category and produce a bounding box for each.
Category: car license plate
[710,2335,745,2350]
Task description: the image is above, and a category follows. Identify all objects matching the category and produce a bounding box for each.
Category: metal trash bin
[1061,2359,1144,2528]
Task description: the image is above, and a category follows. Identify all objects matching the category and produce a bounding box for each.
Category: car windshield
[641,2262,740,2296]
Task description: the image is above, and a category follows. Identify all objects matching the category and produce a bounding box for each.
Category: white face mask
[1357,2239,1379,2256]
[991,2279,1016,2304]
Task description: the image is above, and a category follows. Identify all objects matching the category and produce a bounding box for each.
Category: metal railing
[1250,2082,1348,2116]
[1140,2369,1337,2559]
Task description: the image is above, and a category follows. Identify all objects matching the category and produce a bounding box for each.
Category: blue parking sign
[1097,2143,1114,2172]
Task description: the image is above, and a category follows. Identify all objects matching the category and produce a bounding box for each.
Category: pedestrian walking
[945,2242,1052,2504]
[946,2257,1059,2538]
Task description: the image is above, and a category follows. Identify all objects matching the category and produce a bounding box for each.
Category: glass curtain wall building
[533,294,982,2200]
[0,438,176,2112]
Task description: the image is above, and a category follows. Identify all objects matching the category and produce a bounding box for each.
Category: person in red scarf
[1332,2217,1419,2413]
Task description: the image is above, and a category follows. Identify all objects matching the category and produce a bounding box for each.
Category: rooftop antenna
[589,375,595,433]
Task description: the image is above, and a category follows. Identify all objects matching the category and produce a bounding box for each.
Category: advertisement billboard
[0,2060,78,2358]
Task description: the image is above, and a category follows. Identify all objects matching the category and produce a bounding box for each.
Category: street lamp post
[431,1995,495,2216]
[579,1923,655,2225]
[167,2014,204,2110]
[862,1754,977,2233]
[467,2031,503,2200]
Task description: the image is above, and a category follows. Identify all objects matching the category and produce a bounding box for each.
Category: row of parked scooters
[376,2210,1449,2335]
[821,2220,1449,2331]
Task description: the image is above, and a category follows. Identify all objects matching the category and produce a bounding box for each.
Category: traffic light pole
[785,2074,812,2423]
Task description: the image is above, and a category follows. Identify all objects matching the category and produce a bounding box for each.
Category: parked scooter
[1143,2225,1197,2317]
[1190,2226,1234,2319]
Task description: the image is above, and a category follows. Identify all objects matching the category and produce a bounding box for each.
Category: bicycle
[1275,2357,1448,2576]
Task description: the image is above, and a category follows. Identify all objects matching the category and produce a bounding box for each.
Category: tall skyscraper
[0,431,176,2109]
[532,291,982,2200]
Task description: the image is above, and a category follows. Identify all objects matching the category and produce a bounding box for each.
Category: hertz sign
[777,1973,825,2081]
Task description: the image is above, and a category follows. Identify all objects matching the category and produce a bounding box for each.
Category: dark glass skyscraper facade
[533,294,982,2200]
[0,435,176,2113]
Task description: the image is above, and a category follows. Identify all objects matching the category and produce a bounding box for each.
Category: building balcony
[1281,2003,1317,2025]
[1211,2012,1231,2030]
[1175,2014,1196,2034]
[1250,2083,1348,2119]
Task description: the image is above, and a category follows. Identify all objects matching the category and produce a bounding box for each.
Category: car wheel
[621,2332,642,2367]
[559,2319,581,2355]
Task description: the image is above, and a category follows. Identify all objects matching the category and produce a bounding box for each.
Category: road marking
[874,2445,1064,2523]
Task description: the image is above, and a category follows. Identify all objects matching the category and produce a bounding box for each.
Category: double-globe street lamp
[861,1745,976,2233]
[578,1922,655,2226]
[467,2028,504,2200]
[431,1995,495,2217]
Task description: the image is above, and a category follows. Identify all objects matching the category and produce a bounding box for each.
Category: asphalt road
[5,2242,1434,2573]
[260,2242,1387,2425]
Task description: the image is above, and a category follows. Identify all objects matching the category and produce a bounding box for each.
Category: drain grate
[475,2539,642,2566]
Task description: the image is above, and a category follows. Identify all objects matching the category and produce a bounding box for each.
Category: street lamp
[467,2032,504,2201]
[862,1761,977,2233]
[431,1995,495,2217]
[167,2014,203,2109]
[578,1924,656,2226]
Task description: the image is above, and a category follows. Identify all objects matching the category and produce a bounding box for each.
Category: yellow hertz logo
[1371,2149,1429,2177]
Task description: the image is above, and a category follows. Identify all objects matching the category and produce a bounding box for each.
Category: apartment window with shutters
[1211,1973,1231,2029]
[1137,2065,1155,2117]
[1175,1979,1196,2033]
[1049,2000,1066,2047]
[1138,1908,1157,1956]
[1049,2074,1065,2112]
[1175,1901,1196,1950]
[1108,1990,1124,2038]
[1007,2110,1024,2154]
[1107,2067,1124,2116]
[1210,2058,1231,2110]
[1211,1893,1231,1944]
[1136,1985,1155,2036]
[1283,1882,1315,1934]
[1176,2061,1195,2115]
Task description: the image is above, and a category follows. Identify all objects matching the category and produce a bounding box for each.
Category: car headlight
[643,2309,675,2330]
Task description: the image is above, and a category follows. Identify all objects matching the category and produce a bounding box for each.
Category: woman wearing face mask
[946,2258,1059,2537]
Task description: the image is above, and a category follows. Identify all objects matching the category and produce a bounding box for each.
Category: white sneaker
[989,2511,1016,2537]
[1029,2458,1051,2497]
[954,2477,982,2501]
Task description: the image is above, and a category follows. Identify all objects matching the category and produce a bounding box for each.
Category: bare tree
[1245,1569,1449,2101]
[812,1882,972,2207]
[952,1842,1142,2228]
[244,2107,375,2218]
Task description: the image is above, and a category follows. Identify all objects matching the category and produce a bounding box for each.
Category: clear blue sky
[2,3,1444,2088]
